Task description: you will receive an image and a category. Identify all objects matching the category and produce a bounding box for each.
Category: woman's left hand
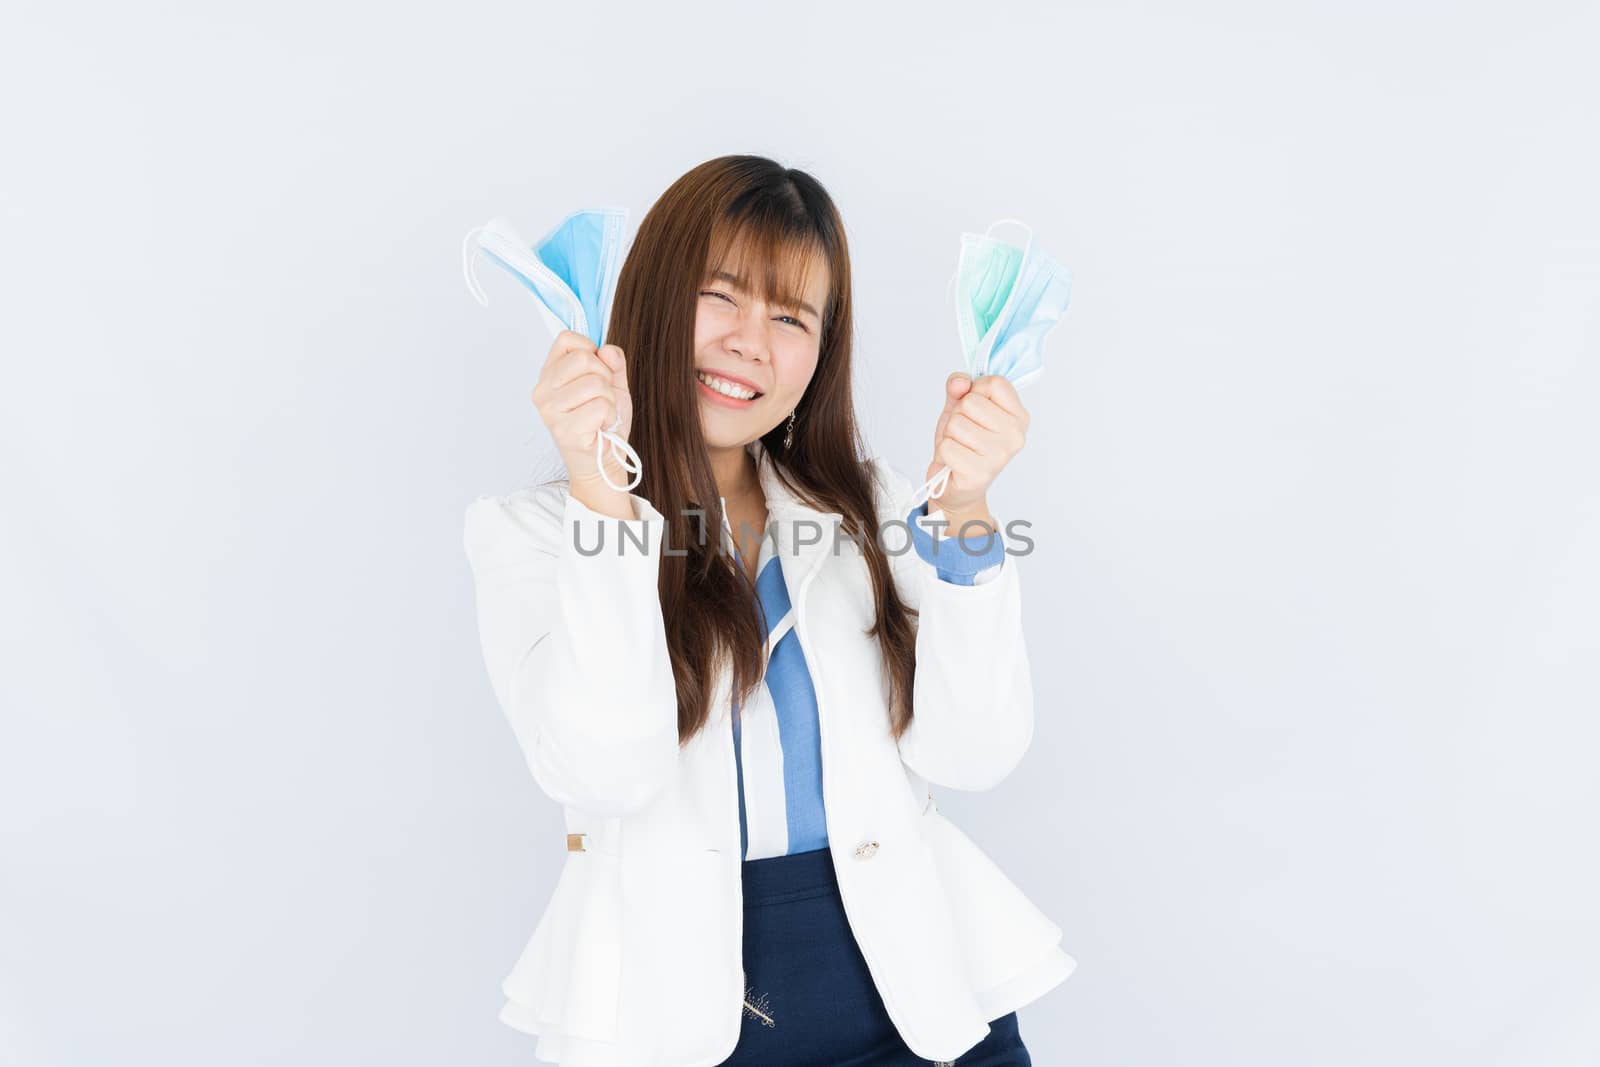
[924,371,1030,521]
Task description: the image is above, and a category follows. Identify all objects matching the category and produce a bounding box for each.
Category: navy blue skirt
[717,844,1031,1066]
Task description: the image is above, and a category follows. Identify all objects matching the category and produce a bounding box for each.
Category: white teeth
[697,371,758,400]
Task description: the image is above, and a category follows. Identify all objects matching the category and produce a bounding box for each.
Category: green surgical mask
[954,231,1026,369]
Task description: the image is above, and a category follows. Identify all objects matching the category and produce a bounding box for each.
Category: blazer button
[853,840,879,859]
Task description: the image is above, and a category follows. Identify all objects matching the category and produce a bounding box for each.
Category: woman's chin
[699,398,758,426]
[699,416,766,449]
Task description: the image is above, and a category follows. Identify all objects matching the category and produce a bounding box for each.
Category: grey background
[3,1,1597,1064]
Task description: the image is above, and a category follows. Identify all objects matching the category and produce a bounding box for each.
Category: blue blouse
[730,503,1007,860]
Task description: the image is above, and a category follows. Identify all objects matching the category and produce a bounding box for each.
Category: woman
[463,155,1074,1067]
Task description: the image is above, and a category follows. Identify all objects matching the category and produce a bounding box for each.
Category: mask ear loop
[512,391,642,490]
[462,225,490,306]
[596,416,643,493]
[909,465,952,512]
[983,217,1034,246]
[467,221,541,449]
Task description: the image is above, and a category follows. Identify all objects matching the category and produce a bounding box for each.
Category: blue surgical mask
[462,208,642,493]
[913,219,1072,508]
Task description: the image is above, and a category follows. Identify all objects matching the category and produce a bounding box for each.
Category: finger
[554,330,598,360]
[970,373,1025,419]
[550,340,603,376]
[933,372,973,449]
[549,370,616,416]
[546,348,613,393]
[599,344,630,394]
[547,372,612,419]
[944,372,973,409]
[568,394,620,436]
[940,411,992,453]
[951,391,1010,434]
[934,433,983,485]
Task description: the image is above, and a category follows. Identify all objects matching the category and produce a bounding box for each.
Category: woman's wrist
[934,498,996,539]
[568,465,636,520]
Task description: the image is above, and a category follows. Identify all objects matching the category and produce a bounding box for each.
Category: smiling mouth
[696,370,764,400]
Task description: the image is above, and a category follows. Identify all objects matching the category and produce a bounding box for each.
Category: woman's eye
[700,290,807,331]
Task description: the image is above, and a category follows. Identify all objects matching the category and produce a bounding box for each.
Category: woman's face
[692,251,829,449]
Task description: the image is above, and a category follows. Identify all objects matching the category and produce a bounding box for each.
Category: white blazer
[463,436,1075,1066]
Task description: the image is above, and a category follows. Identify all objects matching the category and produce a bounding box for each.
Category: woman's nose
[723,308,770,360]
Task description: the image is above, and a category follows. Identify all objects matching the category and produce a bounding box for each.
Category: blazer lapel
[745,437,842,603]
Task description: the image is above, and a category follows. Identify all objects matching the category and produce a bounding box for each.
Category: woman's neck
[709,443,761,503]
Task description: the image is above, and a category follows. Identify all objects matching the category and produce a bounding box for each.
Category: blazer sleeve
[462,484,681,817]
[911,500,1008,586]
[870,457,1036,792]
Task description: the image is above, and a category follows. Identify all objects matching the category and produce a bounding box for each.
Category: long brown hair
[602,154,919,747]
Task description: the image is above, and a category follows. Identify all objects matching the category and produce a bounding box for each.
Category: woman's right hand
[531,330,635,491]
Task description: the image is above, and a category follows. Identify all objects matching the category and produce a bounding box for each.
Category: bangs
[704,217,829,327]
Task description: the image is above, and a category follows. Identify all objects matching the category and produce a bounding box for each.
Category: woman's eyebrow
[709,269,820,322]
